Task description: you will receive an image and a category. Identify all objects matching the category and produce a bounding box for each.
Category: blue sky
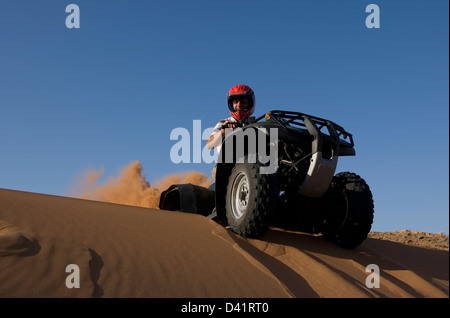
[1,0,448,234]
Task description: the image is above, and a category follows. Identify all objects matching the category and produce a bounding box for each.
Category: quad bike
[159,110,374,249]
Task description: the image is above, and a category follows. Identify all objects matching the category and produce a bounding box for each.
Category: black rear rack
[254,110,354,147]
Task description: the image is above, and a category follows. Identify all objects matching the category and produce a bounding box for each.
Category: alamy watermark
[169,120,279,175]
[366,4,380,29]
[65,264,80,288]
[65,4,80,29]
[365,264,380,288]
[63,4,380,30]
[64,262,381,290]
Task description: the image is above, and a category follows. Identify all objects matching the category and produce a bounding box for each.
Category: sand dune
[0,188,448,299]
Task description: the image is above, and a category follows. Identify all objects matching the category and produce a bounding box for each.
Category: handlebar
[219,121,243,130]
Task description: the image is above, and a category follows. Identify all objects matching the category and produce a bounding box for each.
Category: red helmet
[227,84,255,120]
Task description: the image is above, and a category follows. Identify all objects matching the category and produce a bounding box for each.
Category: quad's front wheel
[225,160,278,238]
[318,172,374,249]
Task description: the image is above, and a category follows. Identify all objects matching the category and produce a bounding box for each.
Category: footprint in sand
[0,219,40,256]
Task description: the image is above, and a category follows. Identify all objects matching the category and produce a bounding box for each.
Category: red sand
[0,188,448,298]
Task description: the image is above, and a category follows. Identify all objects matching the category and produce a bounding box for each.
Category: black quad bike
[159,110,374,249]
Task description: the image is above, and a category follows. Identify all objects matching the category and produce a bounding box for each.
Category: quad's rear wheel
[318,172,374,249]
[225,160,278,238]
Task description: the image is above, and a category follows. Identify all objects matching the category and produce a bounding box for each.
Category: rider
[206,84,256,181]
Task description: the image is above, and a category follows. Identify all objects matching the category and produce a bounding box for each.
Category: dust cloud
[68,161,212,209]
